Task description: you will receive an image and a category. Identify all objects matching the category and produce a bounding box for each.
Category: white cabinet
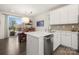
[50,11,55,24]
[50,5,78,25]
[71,32,78,50]
[53,31,61,51]
[60,7,68,24]
[61,31,66,45]
[50,9,61,25]
[61,31,72,47]
[27,34,39,55]
[63,5,78,24]
[53,31,72,51]
[65,32,72,47]
[61,31,78,50]
[53,33,57,51]
[53,31,78,51]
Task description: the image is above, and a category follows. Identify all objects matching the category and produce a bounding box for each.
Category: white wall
[0,13,8,39]
[29,16,36,28]
[5,15,9,38]
[34,12,50,32]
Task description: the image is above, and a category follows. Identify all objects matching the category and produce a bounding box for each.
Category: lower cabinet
[53,31,61,51]
[61,31,78,50]
[61,31,72,48]
[53,31,78,51]
[71,32,78,50]
[61,31,67,46]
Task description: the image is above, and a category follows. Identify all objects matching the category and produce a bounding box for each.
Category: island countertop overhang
[25,31,53,38]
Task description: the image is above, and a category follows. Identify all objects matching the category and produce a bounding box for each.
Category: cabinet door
[61,31,66,46]
[61,6,68,24]
[53,32,60,51]
[61,31,72,48]
[50,9,61,25]
[50,11,57,25]
[59,5,78,24]
[59,8,64,24]
[65,32,72,47]
[50,5,78,25]
[53,33,58,51]
[63,5,78,24]
[54,9,60,24]
[50,11,54,25]
[52,10,59,24]
[71,32,78,50]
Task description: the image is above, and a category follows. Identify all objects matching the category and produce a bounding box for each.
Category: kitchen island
[26,31,53,55]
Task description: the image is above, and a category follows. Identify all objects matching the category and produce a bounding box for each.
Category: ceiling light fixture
[22,17,29,23]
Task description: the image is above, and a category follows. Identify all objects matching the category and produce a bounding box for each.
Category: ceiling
[0,4,65,17]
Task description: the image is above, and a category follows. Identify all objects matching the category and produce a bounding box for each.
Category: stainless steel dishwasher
[44,34,53,55]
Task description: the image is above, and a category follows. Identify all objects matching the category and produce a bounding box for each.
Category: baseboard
[53,44,61,54]
[4,37,9,39]
[53,44,79,54]
[60,44,78,52]
[0,37,9,40]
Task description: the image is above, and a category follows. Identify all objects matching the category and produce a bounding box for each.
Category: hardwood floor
[53,45,79,55]
[0,36,26,55]
[0,36,79,55]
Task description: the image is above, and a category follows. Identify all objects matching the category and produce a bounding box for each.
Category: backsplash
[50,24,79,31]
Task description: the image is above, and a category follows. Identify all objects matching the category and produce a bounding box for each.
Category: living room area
[8,16,35,37]
[0,12,35,55]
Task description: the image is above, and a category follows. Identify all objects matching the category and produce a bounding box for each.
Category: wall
[5,15,9,38]
[34,12,50,31]
[0,13,5,39]
[50,24,79,31]
[29,16,36,28]
[34,12,79,32]
[0,13,8,39]
[34,5,69,32]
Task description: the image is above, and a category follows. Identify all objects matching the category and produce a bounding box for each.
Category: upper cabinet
[50,5,79,25]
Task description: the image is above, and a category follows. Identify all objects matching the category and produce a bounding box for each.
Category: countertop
[25,31,53,38]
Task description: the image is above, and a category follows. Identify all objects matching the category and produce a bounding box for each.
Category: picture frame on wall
[37,20,44,27]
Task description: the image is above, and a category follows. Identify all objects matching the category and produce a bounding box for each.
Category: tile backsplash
[50,24,79,31]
